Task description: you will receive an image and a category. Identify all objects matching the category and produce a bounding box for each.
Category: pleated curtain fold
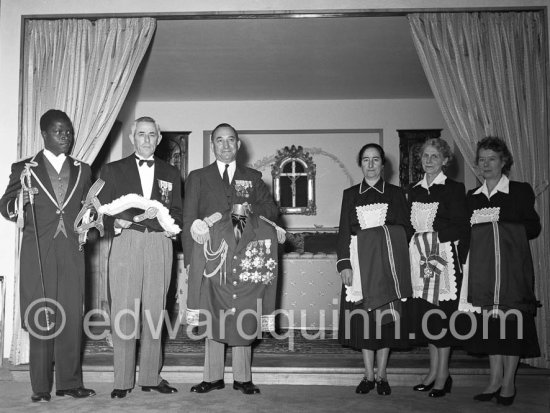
[10,17,156,364]
[21,17,156,162]
[408,11,549,367]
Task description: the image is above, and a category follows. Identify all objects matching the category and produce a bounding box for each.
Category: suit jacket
[182,162,278,266]
[98,154,183,234]
[0,151,91,318]
[187,212,279,346]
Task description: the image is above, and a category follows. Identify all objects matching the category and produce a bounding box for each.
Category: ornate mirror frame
[272,145,316,215]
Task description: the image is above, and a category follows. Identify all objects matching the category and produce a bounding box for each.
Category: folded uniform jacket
[468,221,537,314]
[355,224,412,312]
[187,211,280,346]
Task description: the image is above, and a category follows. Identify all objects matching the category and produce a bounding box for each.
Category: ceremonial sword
[22,170,52,331]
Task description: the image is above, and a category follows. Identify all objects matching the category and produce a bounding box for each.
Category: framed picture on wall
[398,129,442,190]
[154,132,189,314]
[155,131,189,187]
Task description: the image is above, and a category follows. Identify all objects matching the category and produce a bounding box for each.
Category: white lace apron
[345,203,388,302]
[409,202,457,305]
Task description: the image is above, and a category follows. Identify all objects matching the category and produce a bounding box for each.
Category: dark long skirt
[463,310,540,357]
[338,288,410,351]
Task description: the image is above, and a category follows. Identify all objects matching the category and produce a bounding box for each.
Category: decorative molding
[250,146,354,187]
[303,147,354,187]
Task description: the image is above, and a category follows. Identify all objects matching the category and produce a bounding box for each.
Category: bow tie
[136,156,154,167]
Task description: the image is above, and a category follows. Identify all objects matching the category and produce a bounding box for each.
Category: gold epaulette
[259,215,286,244]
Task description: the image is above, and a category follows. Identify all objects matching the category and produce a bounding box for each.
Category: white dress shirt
[43,149,67,174]
[135,155,155,200]
[216,159,236,183]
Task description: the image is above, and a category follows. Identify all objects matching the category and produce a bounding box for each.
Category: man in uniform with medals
[183,123,281,395]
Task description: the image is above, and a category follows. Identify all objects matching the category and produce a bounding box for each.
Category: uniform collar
[414,171,447,190]
[474,174,509,199]
[359,178,385,194]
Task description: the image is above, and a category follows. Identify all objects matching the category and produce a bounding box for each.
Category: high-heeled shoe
[473,387,501,402]
[355,377,375,394]
[376,378,391,396]
[496,390,516,406]
[413,381,434,392]
[428,376,452,398]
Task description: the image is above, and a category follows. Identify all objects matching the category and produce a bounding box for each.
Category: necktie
[223,164,230,186]
[136,156,154,167]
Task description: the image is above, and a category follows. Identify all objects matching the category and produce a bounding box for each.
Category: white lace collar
[414,171,447,190]
[473,175,509,199]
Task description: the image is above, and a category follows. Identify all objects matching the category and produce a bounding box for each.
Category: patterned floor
[83,327,363,354]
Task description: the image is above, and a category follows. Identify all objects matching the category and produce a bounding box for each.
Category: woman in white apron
[408,138,469,398]
[461,137,540,406]
[337,143,413,396]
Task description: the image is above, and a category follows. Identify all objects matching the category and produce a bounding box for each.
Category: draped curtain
[409,12,549,367]
[10,17,156,364]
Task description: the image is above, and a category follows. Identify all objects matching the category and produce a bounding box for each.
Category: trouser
[27,239,83,393]
[109,229,173,389]
[204,338,252,382]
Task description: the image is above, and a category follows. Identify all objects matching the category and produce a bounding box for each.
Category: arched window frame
[271,145,316,215]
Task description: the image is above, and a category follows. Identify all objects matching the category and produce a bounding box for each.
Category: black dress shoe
[376,378,391,396]
[356,377,376,394]
[413,381,434,391]
[233,381,260,394]
[111,388,132,399]
[428,376,452,398]
[142,379,178,394]
[496,390,516,406]
[31,392,51,403]
[56,387,96,398]
[190,380,225,393]
[473,387,500,402]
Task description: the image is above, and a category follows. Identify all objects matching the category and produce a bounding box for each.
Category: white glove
[190,219,210,244]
